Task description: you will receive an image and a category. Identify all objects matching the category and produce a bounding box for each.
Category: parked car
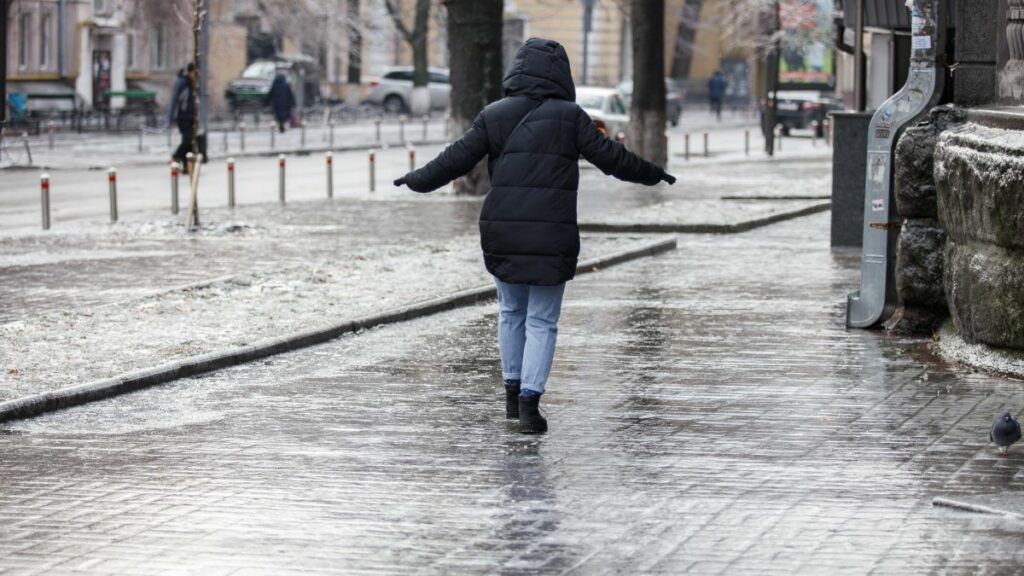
[365,67,451,113]
[576,86,630,138]
[762,90,844,136]
[225,55,319,113]
[616,78,684,126]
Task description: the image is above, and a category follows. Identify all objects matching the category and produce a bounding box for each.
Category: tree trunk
[443,0,504,195]
[385,0,432,115]
[188,0,203,228]
[628,0,668,167]
[345,0,362,107]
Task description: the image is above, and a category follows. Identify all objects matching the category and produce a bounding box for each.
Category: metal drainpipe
[853,0,865,111]
[58,0,67,78]
[1,0,7,124]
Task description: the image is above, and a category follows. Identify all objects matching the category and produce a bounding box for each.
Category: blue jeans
[494,278,567,395]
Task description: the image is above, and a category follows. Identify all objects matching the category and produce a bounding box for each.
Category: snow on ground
[936,322,1024,379]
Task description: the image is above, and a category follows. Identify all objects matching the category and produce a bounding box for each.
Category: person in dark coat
[708,70,727,120]
[394,38,676,434]
[169,63,197,172]
[266,73,296,133]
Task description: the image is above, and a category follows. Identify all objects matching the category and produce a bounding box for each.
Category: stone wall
[934,121,1024,350]
[889,106,966,334]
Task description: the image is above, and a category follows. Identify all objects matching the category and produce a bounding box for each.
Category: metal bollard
[270,124,276,150]
[167,127,173,149]
[108,167,118,223]
[300,122,306,148]
[329,121,335,148]
[223,130,229,153]
[421,114,429,142]
[408,144,416,171]
[138,126,144,153]
[186,152,195,178]
[278,154,286,203]
[22,132,32,165]
[375,118,382,144]
[326,152,334,199]
[47,121,55,150]
[240,121,247,152]
[615,132,625,144]
[703,131,709,157]
[170,162,180,215]
[684,133,690,161]
[824,119,833,146]
[399,115,407,143]
[40,173,51,230]
[811,121,819,147]
[369,149,376,193]
[227,157,236,208]
[775,124,784,152]
[745,129,750,156]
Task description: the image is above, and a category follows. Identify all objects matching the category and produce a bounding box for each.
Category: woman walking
[394,38,675,434]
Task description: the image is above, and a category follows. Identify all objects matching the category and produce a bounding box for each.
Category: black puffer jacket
[402,38,669,285]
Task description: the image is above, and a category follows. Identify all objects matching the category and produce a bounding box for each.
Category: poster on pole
[778,0,835,90]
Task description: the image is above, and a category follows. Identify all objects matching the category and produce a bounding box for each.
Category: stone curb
[0,236,677,423]
[932,497,1024,521]
[579,201,831,234]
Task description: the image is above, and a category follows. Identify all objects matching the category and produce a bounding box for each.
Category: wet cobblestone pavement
[2,213,1023,574]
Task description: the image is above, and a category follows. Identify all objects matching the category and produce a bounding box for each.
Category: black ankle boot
[518,394,547,434]
[504,380,521,419]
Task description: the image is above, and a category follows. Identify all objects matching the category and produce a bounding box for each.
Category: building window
[18,12,31,69]
[127,33,136,70]
[151,24,167,70]
[40,13,52,70]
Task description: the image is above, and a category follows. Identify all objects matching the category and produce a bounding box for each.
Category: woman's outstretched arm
[395,114,489,192]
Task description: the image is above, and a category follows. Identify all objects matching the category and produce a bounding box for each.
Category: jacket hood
[502,38,575,101]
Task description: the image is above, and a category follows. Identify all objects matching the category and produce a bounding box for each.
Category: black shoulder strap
[498,99,544,160]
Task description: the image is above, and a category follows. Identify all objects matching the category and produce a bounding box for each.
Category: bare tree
[346,0,363,106]
[629,0,668,167]
[384,0,431,115]
[442,0,503,195]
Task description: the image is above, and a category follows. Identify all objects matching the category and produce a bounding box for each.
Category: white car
[365,66,451,113]
[575,86,630,138]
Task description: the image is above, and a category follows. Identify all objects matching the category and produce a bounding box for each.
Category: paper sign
[912,36,932,50]
[872,199,885,212]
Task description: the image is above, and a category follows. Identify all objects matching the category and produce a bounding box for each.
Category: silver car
[576,86,631,138]
[365,66,451,113]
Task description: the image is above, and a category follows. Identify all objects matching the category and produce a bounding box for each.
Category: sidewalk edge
[0,235,676,423]
[578,201,830,234]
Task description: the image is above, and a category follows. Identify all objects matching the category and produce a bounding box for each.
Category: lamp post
[581,0,598,85]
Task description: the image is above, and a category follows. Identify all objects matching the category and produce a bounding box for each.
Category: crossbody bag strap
[497,98,545,161]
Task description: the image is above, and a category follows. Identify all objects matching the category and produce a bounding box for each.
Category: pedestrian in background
[266,73,296,133]
[708,69,727,121]
[169,63,198,172]
[394,38,676,434]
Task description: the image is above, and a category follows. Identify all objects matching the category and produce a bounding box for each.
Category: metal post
[278,154,286,203]
[825,119,833,146]
[300,122,306,148]
[227,157,236,208]
[399,115,407,143]
[170,162,180,215]
[167,127,172,149]
[223,130,229,153]
[703,131,709,157]
[326,151,334,199]
[684,133,690,161]
[270,124,275,151]
[240,121,246,152]
[329,121,335,148]
[375,118,382,144]
[421,114,429,142]
[854,0,866,112]
[369,149,376,192]
[615,132,625,144]
[40,173,51,230]
[138,126,144,153]
[408,144,416,171]
[108,167,118,223]
[47,121,55,150]
[745,129,750,156]
[775,124,784,152]
[22,132,32,165]
[811,121,819,147]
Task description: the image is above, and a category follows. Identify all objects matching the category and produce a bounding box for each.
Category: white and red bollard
[170,161,180,215]
[615,132,625,144]
[40,173,51,230]
[47,121,55,150]
[108,167,118,223]
[326,152,334,199]
[227,157,236,208]
[408,145,416,172]
[369,149,377,193]
[239,121,247,153]
[278,154,286,204]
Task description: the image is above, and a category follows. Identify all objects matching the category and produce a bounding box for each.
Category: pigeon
[990,411,1022,456]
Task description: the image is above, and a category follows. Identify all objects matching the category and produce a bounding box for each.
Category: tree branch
[384,0,415,44]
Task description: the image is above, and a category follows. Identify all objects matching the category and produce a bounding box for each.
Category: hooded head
[502,38,575,101]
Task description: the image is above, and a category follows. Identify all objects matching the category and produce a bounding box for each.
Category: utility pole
[581,0,598,85]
